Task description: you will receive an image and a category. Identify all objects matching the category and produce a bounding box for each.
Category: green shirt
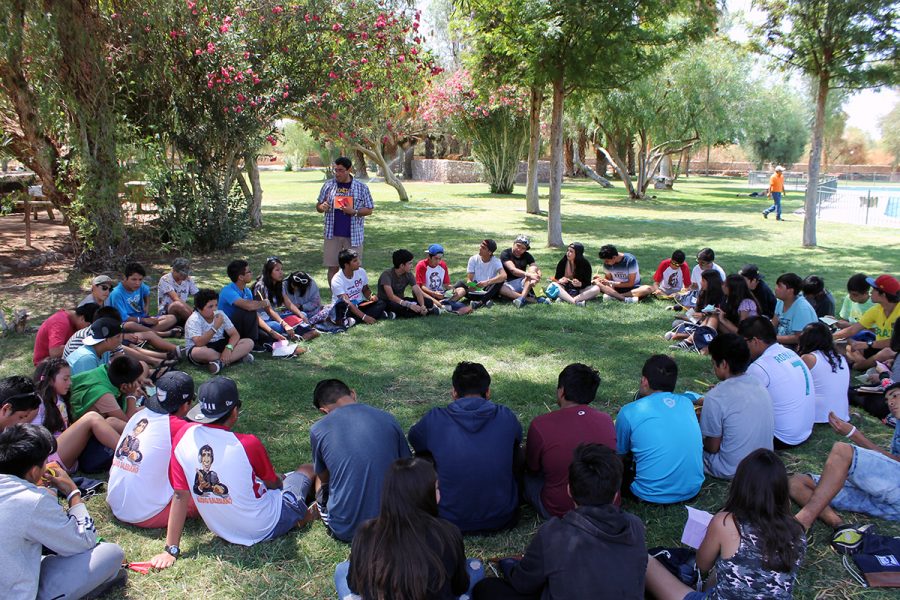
[838,295,874,323]
[69,365,120,419]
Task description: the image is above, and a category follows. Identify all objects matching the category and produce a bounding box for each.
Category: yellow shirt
[858,302,900,340]
[769,172,784,193]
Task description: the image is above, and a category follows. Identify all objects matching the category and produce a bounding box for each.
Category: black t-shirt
[500,248,535,279]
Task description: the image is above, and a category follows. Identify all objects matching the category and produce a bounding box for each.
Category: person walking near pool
[763,165,786,220]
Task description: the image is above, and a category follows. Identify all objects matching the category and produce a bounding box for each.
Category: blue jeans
[810,446,900,521]
[334,557,485,600]
[764,192,782,219]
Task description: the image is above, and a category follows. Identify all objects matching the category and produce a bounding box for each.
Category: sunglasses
[290,273,309,285]
[97,285,112,291]
[266,256,281,264]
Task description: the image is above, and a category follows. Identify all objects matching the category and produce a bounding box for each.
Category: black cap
[186,377,240,423]
[83,318,123,346]
[144,371,195,415]
[739,264,762,279]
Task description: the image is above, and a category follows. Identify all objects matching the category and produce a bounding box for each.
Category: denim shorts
[263,471,311,540]
[683,593,708,600]
[504,277,526,293]
[810,446,900,521]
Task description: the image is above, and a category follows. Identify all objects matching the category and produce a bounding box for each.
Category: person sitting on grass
[447,239,506,310]
[0,375,41,430]
[548,242,593,305]
[772,272,819,347]
[0,424,127,600]
[573,245,653,305]
[109,262,182,345]
[698,334,774,480]
[798,322,850,424]
[650,249,691,298]
[310,379,412,543]
[151,377,317,567]
[79,275,113,308]
[802,275,835,318]
[218,259,285,352]
[790,382,900,550]
[646,449,806,600]
[33,303,98,366]
[253,256,319,341]
[284,270,323,316]
[714,274,761,335]
[739,317,814,449]
[65,305,177,369]
[157,257,199,327]
[834,273,875,332]
[335,458,481,600]
[415,244,472,315]
[331,248,391,325]
[739,263,777,319]
[834,274,900,371]
[473,444,647,600]
[32,358,124,475]
[185,289,256,374]
[690,248,726,290]
[69,355,145,429]
[667,269,724,353]
[408,361,523,534]
[498,235,550,308]
[524,363,616,519]
[107,371,201,529]
[616,354,704,504]
[377,248,439,318]
[65,317,123,376]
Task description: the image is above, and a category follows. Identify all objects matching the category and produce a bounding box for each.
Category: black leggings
[229,306,278,347]
[385,296,435,318]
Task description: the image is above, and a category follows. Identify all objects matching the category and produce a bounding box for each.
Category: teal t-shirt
[838,295,874,323]
[775,297,818,336]
[615,391,704,503]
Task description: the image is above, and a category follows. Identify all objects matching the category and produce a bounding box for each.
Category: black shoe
[762,211,769,219]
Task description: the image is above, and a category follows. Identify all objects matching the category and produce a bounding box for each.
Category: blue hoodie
[408,396,522,533]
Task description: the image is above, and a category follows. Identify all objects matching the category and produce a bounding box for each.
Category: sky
[726,0,897,140]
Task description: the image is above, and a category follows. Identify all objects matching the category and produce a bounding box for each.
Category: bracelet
[845,426,857,438]
[225,344,234,351]
[66,489,82,503]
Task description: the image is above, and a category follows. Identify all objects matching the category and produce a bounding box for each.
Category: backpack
[841,528,900,588]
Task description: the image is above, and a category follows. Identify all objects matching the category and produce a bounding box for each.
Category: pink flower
[206,42,216,54]
[332,23,343,31]
[361,32,368,40]
[234,106,243,113]
[361,58,368,64]
[397,54,405,63]
[195,49,203,55]
[329,71,338,79]
[220,25,229,33]
[243,51,251,59]
[170,31,178,39]
[282,91,289,98]
[272,6,284,14]
[187,1,196,8]
[237,93,246,102]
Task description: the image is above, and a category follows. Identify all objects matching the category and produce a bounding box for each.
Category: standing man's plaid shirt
[316,177,374,248]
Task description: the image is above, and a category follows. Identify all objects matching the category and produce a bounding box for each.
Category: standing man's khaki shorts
[323,237,363,267]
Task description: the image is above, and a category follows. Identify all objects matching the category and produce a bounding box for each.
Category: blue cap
[427,244,445,256]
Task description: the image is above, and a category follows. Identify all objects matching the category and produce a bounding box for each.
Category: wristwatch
[867,339,874,348]
[165,544,180,558]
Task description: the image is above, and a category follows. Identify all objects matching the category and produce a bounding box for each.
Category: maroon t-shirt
[525,404,617,517]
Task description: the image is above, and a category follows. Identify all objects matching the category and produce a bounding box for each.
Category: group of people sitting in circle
[4,234,899,599]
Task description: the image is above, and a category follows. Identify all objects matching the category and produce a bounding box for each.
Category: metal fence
[747,171,838,192]
[817,185,900,229]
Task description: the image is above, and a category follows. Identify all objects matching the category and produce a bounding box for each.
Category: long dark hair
[33,358,73,434]
[722,274,760,324]
[797,322,845,373]
[256,257,285,306]
[348,458,464,600]
[722,449,804,573]
[696,269,725,310]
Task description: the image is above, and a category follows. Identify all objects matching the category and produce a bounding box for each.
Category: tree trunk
[353,149,369,179]
[597,144,638,198]
[683,148,691,179]
[525,85,543,214]
[705,142,711,175]
[244,153,263,228]
[547,76,565,248]
[424,136,435,159]
[575,129,588,176]
[627,143,636,176]
[564,137,574,177]
[573,142,612,188]
[357,143,408,202]
[401,143,415,180]
[804,74,828,247]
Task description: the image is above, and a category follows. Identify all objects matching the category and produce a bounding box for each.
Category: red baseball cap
[866,275,900,296]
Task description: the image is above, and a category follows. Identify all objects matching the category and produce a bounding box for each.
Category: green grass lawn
[1,170,898,599]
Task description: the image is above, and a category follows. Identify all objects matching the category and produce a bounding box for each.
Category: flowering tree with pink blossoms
[421,70,528,194]
[296,4,441,202]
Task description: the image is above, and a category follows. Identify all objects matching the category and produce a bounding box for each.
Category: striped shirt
[316,177,374,247]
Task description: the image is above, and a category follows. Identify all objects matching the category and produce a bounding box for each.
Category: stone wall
[412,158,583,184]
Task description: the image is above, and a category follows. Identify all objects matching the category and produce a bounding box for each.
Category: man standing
[310,379,411,542]
[525,363,616,518]
[699,334,774,479]
[739,316,814,449]
[615,355,704,504]
[315,156,374,283]
[763,165,786,220]
[157,257,199,326]
[408,362,523,533]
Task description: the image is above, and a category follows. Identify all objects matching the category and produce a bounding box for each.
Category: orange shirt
[769,172,784,193]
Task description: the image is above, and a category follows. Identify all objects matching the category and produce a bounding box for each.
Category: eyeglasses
[97,285,112,291]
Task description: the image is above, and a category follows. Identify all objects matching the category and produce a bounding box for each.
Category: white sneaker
[513,297,524,308]
[207,359,223,374]
[240,354,255,365]
[575,301,586,307]
[664,331,676,341]
[602,294,614,301]
[624,297,638,304]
